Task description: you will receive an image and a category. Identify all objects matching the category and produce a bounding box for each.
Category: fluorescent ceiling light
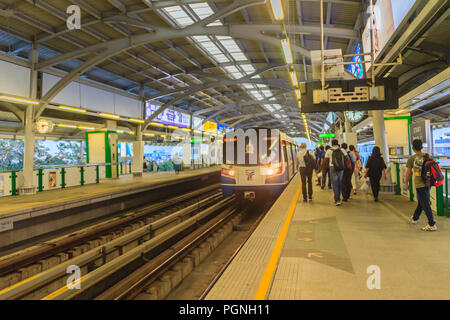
[295,89,302,100]
[150,122,164,127]
[0,95,39,105]
[167,125,178,129]
[129,118,145,124]
[281,38,293,64]
[57,124,77,129]
[58,106,86,113]
[290,71,298,87]
[79,126,95,131]
[270,0,284,21]
[99,113,120,120]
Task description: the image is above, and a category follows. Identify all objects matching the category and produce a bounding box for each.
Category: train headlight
[222,168,236,177]
[262,165,282,176]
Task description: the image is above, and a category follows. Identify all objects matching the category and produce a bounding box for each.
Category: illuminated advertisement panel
[145,103,191,128]
[347,43,364,79]
[218,124,233,134]
[203,121,218,133]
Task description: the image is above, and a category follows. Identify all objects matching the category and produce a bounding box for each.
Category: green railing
[0,161,133,197]
[391,161,449,217]
[444,167,449,217]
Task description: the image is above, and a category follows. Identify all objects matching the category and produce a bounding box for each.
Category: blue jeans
[413,187,436,226]
[330,167,344,202]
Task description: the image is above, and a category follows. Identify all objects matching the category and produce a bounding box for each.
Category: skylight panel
[189,3,222,26]
[241,64,255,74]
[163,6,194,27]
[224,66,239,73]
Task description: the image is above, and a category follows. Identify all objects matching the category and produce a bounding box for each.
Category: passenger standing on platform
[172,153,182,175]
[349,145,361,195]
[296,143,316,202]
[365,146,387,202]
[143,156,149,172]
[316,146,325,186]
[341,143,355,202]
[321,145,332,190]
[405,139,437,231]
[325,140,346,206]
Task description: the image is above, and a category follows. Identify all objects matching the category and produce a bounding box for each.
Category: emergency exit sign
[319,133,335,138]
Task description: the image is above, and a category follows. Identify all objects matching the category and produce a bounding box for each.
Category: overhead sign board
[145,103,191,128]
[410,120,431,145]
[302,78,399,113]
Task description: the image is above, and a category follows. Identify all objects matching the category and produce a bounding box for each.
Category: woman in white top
[349,145,361,195]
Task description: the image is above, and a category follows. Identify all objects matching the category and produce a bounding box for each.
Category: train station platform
[206,173,450,300]
[0,167,220,251]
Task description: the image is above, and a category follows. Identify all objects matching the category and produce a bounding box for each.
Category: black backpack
[332,148,345,171]
[304,151,316,171]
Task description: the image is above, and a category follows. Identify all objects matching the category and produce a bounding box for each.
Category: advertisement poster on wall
[362,0,417,71]
[362,0,395,70]
[49,172,57,189]
[0,176,4,196]
[145,103,191,128]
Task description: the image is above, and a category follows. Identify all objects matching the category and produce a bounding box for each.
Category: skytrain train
[221,128,299,200]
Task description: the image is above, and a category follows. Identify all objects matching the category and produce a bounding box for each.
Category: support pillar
[133,125,144,176]
[20,43,38,195]
[372,110,390,162]
[343,114,357,147]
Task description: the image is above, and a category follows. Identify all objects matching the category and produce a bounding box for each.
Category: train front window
[223,129,280,166]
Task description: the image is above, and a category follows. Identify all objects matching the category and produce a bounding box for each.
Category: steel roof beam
[197,0,265,27]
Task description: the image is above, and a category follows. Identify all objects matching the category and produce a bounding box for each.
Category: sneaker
[303,199,307,202]
[408,217,418,224]
[309,198,313,201]
[335,201,342,206]
[421,224,437,231]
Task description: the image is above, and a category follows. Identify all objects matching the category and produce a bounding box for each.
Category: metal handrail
[0,162,132,174]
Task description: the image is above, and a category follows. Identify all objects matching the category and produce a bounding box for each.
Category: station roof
[0,0,448,140]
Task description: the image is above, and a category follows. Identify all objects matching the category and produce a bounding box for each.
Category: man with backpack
[341,143,355,202]
[325,139,347,206]
[406,139,443,231]
[296,142,316,202]
[321,145,332,190]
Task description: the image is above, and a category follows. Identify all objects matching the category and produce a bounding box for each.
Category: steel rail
[0,184,220,276]
[97,206,240,300]
[0,194,228,300]
[42,197,234,300]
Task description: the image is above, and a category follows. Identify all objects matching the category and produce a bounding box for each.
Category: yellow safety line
[254,180,301,300]
[42,275,88,300]
[0,274,40,296]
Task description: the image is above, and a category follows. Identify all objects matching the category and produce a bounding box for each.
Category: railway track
[0,184,224,298]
